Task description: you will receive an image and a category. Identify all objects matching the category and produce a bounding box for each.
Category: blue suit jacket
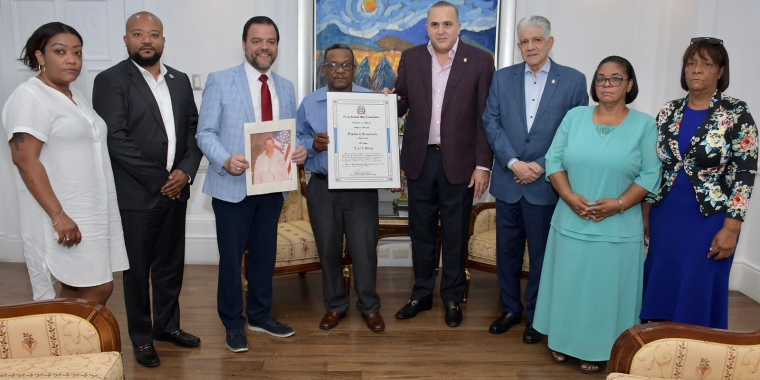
[483,59,588,205]
[196,64,296,202]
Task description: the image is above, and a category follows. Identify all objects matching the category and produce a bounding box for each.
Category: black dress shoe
[444,301,463,327]
[395,299,432,319]
[134,343,160,367]
[154,329,201,348]
[523,323,544,343]
[489,312,519,334]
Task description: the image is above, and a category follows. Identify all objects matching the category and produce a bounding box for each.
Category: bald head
[123,11,165,69]
[126,11,163,33]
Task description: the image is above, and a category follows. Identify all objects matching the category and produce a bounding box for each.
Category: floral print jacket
[648,91,758,221]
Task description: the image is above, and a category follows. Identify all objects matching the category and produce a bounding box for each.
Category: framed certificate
[326,92,401,189]
[244,119,299,195]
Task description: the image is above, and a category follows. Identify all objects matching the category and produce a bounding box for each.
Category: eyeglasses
[594,77,629,87]
[690,37,723,45]
[323,62,354,71]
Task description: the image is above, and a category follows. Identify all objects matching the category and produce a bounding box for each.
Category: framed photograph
[313,0,501,92]
[244,120,299,195]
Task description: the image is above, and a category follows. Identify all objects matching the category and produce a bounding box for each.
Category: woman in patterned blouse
[641,38,758,329]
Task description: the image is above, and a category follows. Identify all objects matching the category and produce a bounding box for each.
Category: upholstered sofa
[0,298,123,379]
[464,202,529,302]
[607,322,760,379]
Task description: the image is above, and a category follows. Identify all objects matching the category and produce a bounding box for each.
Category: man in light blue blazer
[195,16,306,353]
[483,15,588,343]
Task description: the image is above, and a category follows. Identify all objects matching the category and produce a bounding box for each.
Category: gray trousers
[307,174,381,314]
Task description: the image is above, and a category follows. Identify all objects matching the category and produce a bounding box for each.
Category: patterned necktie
[259,74,273,122]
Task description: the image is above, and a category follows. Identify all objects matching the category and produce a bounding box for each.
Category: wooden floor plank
[1,263,758,379]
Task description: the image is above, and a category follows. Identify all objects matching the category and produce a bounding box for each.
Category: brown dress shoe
[319,311,346,330]
[363,312,385,332]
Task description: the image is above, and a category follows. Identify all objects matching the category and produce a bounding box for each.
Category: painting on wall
[314,0,500,92]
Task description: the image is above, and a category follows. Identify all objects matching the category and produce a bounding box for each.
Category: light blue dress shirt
[296,84,371,175]
[507,59,552,170]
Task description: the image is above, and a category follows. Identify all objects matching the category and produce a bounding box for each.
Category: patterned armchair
[0,298,123,379]
[607,322,760,379]
[464,202,529,303]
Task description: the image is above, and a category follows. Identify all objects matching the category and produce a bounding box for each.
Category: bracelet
[52,210,64,227]
[617,198,625,214]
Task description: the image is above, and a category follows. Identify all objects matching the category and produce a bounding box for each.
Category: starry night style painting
[314,0,500,91]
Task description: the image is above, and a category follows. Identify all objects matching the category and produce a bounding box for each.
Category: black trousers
[307,174,380,314]
[120,196,187,347]
[408,147,474,304]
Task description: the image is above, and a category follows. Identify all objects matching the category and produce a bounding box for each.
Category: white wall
[0,0,758,299]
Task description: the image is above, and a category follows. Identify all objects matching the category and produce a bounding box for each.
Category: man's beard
[130,48,162,67]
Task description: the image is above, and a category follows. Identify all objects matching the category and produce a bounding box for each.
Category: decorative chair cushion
[627,338,760,379]
[607,374,661,380]
[0,315,101,359]
[0,351,123,379]
[276,220,319,267]
[279,191,307,223]
[468,229,530,273]
[472,208,497,236]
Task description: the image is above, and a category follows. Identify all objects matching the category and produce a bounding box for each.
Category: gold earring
[38,64,46,72]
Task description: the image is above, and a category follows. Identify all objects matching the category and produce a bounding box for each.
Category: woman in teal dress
[532,56,662,374]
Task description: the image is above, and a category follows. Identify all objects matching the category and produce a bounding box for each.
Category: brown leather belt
[428,144,441,151]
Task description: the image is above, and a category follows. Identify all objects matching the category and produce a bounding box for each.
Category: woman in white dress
[2,22,129,304]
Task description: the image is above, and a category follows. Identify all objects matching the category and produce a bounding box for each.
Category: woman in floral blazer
[640,38,758,329]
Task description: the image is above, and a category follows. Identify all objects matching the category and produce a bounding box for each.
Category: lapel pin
[168,74,174,79]
[551,79,556,84]
[464,58,468,62]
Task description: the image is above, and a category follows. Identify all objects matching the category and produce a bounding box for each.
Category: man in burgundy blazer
[393,1,494,327]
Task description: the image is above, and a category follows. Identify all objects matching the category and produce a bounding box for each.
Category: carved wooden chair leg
[343,265,351,296]
[243,249,249,293]
[463,268,472,304]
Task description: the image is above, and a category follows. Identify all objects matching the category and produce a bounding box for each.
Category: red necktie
[259,74,273,122]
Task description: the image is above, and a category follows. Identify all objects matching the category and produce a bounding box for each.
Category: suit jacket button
[162,142,167,146]
[526,139,531,143]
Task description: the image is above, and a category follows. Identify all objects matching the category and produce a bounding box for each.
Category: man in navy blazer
[195,16,306,353]
[483,15,588,343]
[393,1,494,328]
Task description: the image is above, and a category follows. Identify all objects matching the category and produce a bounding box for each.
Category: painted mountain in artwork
[317,24,381,51]
[355,57,372,88]
[318,21,496,54]
[369,18,497,53]
[370,56,397,92]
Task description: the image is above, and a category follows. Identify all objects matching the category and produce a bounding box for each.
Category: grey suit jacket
[483,59,588,205]
[195,64,296,203]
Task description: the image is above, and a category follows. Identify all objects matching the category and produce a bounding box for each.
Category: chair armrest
[469,202,497,236]
[0,298,121,353]
[609,322,760,376]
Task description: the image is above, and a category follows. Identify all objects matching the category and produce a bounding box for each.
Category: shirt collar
[244,61,272,81]
[525,59,551,75]
[427,37,459,59]
[131,60,167,79]
[314,83,371,102]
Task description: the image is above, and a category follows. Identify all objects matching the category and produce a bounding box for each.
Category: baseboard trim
[729,261,760,303]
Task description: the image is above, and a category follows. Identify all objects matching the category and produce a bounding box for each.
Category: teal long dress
[532,106,662,361]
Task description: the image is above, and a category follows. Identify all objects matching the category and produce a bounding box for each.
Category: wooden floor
[1,263,759,379]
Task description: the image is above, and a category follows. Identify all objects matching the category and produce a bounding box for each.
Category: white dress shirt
[244,62,280,121]
[507,59,551,170]
[132,60,176,172]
